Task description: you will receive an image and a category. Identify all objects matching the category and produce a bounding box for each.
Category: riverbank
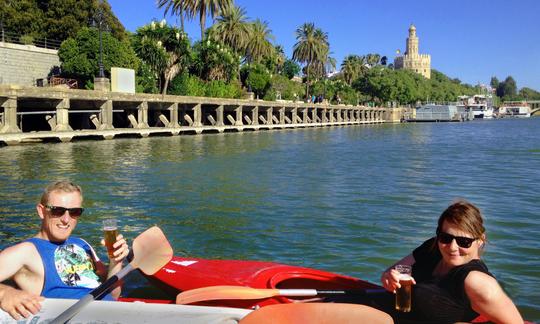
[0,85,405,146]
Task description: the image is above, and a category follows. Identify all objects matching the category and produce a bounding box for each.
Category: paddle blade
[131,226,173,275]
[176,286,280,305]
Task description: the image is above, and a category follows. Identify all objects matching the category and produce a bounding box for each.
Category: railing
[0,28,62,50]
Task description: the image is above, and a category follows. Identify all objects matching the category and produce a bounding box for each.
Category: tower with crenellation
[394,24,431,79]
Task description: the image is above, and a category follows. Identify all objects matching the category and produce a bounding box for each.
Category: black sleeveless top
[408,237,493,323]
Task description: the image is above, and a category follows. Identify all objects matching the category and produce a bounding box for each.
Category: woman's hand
[380,268,416,293]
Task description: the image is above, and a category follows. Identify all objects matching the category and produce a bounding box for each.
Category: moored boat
[498,102,531,118]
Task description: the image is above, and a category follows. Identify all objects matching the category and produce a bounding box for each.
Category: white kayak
[0,298,252,324]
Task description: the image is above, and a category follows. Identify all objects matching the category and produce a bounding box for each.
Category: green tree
[340,55,366,85]
[132,20,191,94]
[190,39,240,81]
[282,59,301,79]
[245,19,275,64]
[242,63,270,98]
[58,27,138,88]
[183,0,233,39]
[292,22,329,99]
[519,87,540,100]
[157,0,190,31]
[490,76,499,91]
[208,5,251,56]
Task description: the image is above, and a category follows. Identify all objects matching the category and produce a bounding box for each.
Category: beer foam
[104,226,117,231]
[399,274,413,281]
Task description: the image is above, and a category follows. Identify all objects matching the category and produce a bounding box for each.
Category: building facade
[394,25,431,79]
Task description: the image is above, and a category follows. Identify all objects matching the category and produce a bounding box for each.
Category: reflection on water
[0,119,539,320]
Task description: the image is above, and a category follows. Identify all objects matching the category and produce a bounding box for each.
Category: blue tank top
[26,237,114,301]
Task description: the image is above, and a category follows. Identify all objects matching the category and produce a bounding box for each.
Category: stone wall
[0,42,60,86]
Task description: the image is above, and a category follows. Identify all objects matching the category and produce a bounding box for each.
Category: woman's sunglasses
[45,205,84,218]
[437,231,476,248]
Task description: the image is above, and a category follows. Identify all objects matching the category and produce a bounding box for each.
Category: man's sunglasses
[45,205,84,218]
[437,231,476,248]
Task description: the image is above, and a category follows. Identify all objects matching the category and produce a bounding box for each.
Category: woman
[381,200,523,323]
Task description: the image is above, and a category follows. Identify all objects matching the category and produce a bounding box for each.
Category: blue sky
[108,0,540,91]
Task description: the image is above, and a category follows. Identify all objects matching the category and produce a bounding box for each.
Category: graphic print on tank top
[54,244,100,288]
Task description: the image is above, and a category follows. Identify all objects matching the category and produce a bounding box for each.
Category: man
[0,181,129,320]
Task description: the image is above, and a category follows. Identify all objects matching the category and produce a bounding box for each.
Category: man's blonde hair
[40,181,83,205]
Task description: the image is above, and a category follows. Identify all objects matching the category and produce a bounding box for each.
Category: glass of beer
[102,218,118,258]
[395,264,413,312]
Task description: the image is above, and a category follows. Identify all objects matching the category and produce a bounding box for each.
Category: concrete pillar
[97,100,113,130]
[266,107,273,125]
[137,101,149,128]
[94,77,110,92]
[311,108,317,124]
[291,108,298,124]
[234,105,243,126]
[168,103,179,127]
[0,97,21,133]
[54,98,72,131]
[216,105,224,126]
[302,108,309,123]
[192,103,202,127]
[279,107,285,124]
[337,109,342,122]
[321,108,327,123]
[251,106,259,125]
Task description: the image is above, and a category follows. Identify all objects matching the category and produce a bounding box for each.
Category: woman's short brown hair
[436,199,485,239]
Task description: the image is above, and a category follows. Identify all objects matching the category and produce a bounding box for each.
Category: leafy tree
[340,55,366,85]
[490,76,499,90]
[168,73,206,96]
[190,39,240,82]
[58,27,138,88]
[243,63,270,98]
[500,76,517,100]
[132,20,191,94]
[264,74,304,101]
[281,59,301,79]
[519,87,540,100]
[0,0,126,43]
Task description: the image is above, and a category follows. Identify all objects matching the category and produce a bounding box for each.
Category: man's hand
[101,234,129,264]
[0,286,44,320]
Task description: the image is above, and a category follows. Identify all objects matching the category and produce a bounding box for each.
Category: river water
[1,118,539,321]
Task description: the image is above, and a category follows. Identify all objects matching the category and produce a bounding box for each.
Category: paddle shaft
[50,264,134,324]
[276,288,386,297]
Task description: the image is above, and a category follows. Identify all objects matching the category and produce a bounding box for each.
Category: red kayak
[147,256,379,308]
[145,256,524,323]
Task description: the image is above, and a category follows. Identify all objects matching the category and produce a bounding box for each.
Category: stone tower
[394,24,431,79]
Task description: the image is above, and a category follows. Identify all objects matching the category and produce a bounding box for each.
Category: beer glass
[395,264,413,312]
[102,218,118,258]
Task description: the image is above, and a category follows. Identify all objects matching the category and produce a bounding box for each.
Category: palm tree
[341,55,366,85]
[365,53,381,68]
[183,0,233,39]
[292,22,329,99]
[245,19,275,64]
[208,5,251,55]
[157,0,189,31]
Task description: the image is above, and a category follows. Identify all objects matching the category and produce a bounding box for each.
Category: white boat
[0,298,251,324]
[457,94,494,119]
[498,102,531,118]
